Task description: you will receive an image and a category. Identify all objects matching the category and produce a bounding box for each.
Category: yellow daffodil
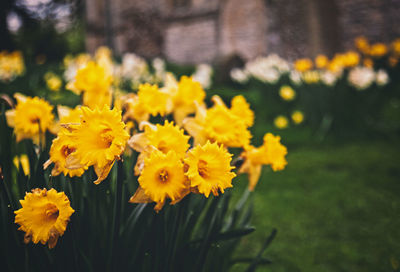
[391,38,400,56]
[355,36,370,53]
[184,96,252,148]
[14,188,74,249]
[368,43,388,57]
[44,72,62,91]
[0,51,24,81]
[184,141,235,197]
[129,120,190,176]
[44,129,88,177]
[172,76,206,125]
[129,120,189,158]
[279,85,296,101]
[230,95,254,127]
[73,61,112,94]
[343,51,360,67]
[263,133,288,171]
[315,55,329,69]
[302,70,320,84]
[239,133,287,190]
[69,61,113,109]
[137,83,169,116]
[291,111,304,124]
[6,93,54,145]
[274,115,289,129]
[65,106,129,184]
[294,58,313,72]
[122,93,150,124]
[130,150,188,212]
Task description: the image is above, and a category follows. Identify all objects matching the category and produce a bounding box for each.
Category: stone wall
[84,0,400,63]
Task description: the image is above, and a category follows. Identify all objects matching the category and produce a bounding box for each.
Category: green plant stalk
[108,159,124,271]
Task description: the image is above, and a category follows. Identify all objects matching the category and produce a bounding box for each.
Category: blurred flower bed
[229,37,400,138]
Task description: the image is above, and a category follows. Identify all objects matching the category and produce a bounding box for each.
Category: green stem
[108,159,124,271]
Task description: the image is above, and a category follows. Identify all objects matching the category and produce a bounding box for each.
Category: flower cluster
[5,47,287,249]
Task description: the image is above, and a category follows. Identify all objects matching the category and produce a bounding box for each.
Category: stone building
[85,0,400,64]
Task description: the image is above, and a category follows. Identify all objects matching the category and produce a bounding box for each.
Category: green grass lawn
[231,140,400,272]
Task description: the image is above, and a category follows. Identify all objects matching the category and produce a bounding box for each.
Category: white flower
[348,66,375,90]
[120,53,149,81]
[375,69,389,86]
[192,64,213,89]
[289,71,302,85]
[230,68,249,84]
[320,71,338,86]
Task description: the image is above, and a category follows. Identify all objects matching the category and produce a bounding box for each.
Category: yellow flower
[302,70,320,84]
[13,154,30,176]
[343,51,360,67]
[205,104,251,147]
[44,130,88,177]
[173,76,206,125]
[238,145,266,191]
[73,61,112,94]
[6,94,54,144]
[263,133,288,171]
[291,111,304,124]
[279,85,296,101]
[0,51,24,81]
[185,141,235,197]
[138,150,188,205]
[368,43,388,57]
[355,36,370,53]
[315,55,329,69]
[44,72,62,91]
[294,58,313,72]
[122,93,150,123]
[274,115,289,129]
[14,188,74,249]
[239,133,287,190]
[66,106,129,184]
[230,95,254,127]
[391,38,400,55]
[130,120,189,158]
[184,96,252,148]
[137,83,168,116]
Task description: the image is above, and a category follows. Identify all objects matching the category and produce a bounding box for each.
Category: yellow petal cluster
[70,61,112,109]
[185,141,235,197]
[291,110,304,124]
[14,188,74,249]
[184,95,252,148]
[239,133,287,190]
[44,72,62,91]
[294,58,313,72]
[65,106,129,184]
[279,85,296,101]
[172,76,206,125]
[0,51,24,81]
[6,94,54,145]
[137,83,169,116]
[138,151,187,205]
[274,115,289,129]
